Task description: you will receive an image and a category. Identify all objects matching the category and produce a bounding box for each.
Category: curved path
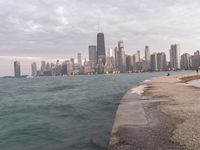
[108,76,186,150]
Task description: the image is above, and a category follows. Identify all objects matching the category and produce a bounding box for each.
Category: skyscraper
[108,48,115,67]
[170,44,180,69]
[77,53,82,66]
[126,55,134,72]
[114,47,118,68]
[122,50,127,72]
[145,46,150,61]
[181,53,191,70]
[144,46,151,71]
[14,61,21,77]
[104,48,114,73]
[70,58,75,70]
[97,32,106,65]
[150,53,158,71]
[157,52,167,71]
[41,61,46,74]
[132,54,137,71]
[31,62,37,77]
[134,50,141,63]
[190,53,200,69]
[137,50,141,62]
[88,45,97,68]
[117,41,124,72]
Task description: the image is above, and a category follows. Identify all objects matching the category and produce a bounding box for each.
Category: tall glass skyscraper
[97,32,106,65]
[88,45,97,69]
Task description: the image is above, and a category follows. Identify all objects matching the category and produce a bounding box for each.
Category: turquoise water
[0,71,193,150]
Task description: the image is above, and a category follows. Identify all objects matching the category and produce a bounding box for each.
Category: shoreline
[108,74,200,150]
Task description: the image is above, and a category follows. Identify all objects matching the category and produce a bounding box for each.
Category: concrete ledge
[108,78,184,150]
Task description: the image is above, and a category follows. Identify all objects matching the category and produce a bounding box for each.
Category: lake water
[0,71,193,150]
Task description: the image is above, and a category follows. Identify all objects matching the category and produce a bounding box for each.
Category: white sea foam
[143,79,151,83]
[131,84,147,95]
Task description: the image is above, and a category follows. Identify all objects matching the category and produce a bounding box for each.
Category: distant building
[14,61,21,77]
[136,50,141,62]
[157,52,167,71]
[70,58,75,70]
[77,53,82,66]
[132,54,137,71]
[150,53,158,71]
[126,55,133,72]
[142,60,150,72]
[61,61,68,75]
[97,32,106,65]
[31,62,37,77]
[181,53,191,70]
[145,46,150,61]
[84,59,93,74]
[67,60,74,74]
[191,54,200,69]
[88,45,97,69]
[104,48,115,73]
[41,61,46,75]
[114,47,119,68]
[117,40,124,72]
[170,44,180,69]
[144,46,151,71]
[122,50,127,72]
[108,48,115,67]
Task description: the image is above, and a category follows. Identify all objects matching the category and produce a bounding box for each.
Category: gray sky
[1,0,200,76]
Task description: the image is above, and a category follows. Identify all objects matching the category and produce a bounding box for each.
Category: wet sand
[108,75,200,150]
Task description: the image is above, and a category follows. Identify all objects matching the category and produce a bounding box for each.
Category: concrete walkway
[108,82,184,150]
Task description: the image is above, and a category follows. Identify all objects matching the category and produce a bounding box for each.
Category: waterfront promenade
[108,74,200,150]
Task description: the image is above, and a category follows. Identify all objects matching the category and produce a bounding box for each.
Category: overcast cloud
[1,0,200,76]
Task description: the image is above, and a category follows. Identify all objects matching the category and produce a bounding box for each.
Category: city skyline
[1,40,200,77]
[7,35,200,78]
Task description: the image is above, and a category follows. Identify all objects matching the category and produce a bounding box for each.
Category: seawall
[108,74,200,150]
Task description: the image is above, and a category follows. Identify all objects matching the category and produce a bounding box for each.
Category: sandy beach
[108,74,200,150]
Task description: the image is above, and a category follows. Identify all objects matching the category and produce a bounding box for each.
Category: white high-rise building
[31,62,37,77]
[108,48,114,57]
[144,46,151,71]
[170,44,180,69]
[145,46,150,61]
[77,53,82,66]
[137,50,141,62]
[117,41,124,72]
[107,48,115,67]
